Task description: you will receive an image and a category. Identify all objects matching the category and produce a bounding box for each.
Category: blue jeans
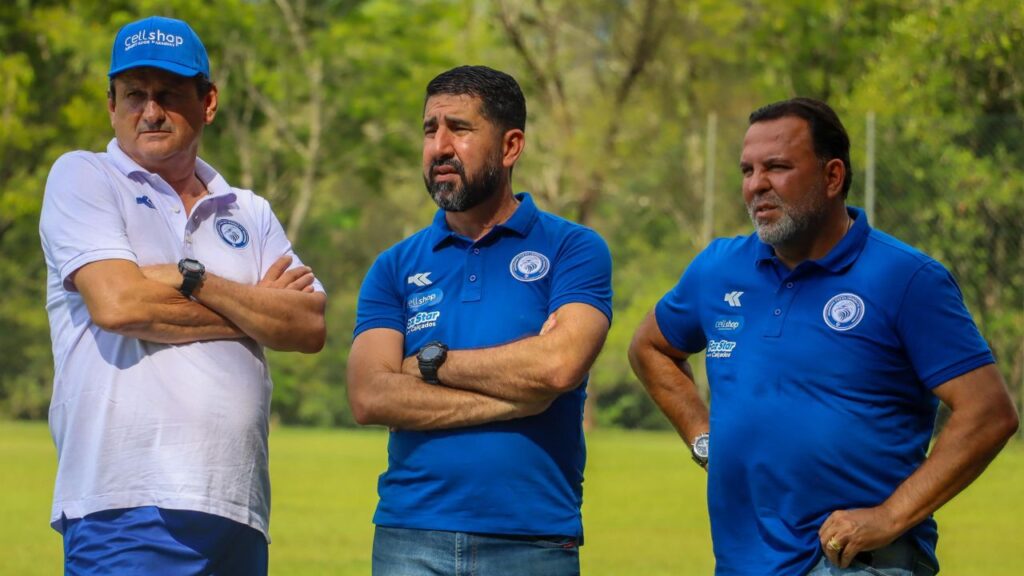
[372,525,580,576]
[806,536,937,576]
[62,506,268,576]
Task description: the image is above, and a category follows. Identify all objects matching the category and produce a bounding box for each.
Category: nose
[743,167,770,199]
[141,97,166,125]
[429,126,456,158]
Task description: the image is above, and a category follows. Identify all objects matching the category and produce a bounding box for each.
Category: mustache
[137,122,173,133]
[430,157,466,178]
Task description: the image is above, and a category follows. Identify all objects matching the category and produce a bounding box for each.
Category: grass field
[2,420,1021,574]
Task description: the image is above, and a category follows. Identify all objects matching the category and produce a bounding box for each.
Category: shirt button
[469,275,477,282]
[473,248,480,255]
[786,282,794,288]
[773,309,782,316]
[173,207,181,214]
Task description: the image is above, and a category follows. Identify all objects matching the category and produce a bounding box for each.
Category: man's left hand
[818,505,902,568]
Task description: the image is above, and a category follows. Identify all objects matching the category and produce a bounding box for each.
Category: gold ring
[827,537,843,552]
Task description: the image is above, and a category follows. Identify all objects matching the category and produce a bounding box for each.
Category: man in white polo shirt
[39,15,326,575]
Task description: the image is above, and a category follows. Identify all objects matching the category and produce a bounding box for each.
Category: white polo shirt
[39,139,322,541]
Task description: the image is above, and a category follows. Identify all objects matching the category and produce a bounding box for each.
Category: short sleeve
[253,195,325,294]
[654,249,709,354]
[548,228,613,322]
[896,260,994,389]
[353,250,406,338]
[40,153,137,292]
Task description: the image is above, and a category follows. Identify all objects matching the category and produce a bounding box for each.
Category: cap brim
[109,59,206,79]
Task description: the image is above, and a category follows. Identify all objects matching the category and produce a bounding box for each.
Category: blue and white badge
[509,251,550,282]
[823,293,865,331]
[216,219,249,249]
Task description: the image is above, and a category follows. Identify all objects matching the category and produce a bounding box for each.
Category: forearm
[193,273,326,353]
[405,303,609,403]
[877,398,1017,534]
[350,371,548,430]
[629,344,708,442]
[77,261,244,343]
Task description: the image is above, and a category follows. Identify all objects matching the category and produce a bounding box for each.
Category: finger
[260,255,293,284]
[286,272,315,291]
[539,314,557,335]
[302,285,314,293]
[272,266,310,289]
[838,543,860,569]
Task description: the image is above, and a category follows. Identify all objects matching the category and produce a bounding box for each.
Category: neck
[773,205,852,269]
[445,185,519,241]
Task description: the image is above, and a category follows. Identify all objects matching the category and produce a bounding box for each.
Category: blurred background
[1,0,1022,573]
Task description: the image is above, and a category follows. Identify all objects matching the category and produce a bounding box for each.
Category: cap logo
[124,29,185,50]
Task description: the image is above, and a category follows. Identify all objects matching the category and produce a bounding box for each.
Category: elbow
[348,386,381,427]
[543,361,586,396]
[299,321,327,354]
[996,404,1020,442]
[90,303,149,334]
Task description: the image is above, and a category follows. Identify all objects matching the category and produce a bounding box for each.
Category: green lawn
[2,420,1021,574]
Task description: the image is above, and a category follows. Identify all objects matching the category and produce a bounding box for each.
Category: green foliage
[1,1,1020,428]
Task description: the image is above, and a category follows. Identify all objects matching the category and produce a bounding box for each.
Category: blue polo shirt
[655,207,993,575]
[354,193,613,538]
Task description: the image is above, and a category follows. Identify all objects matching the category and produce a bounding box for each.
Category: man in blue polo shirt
[348,65,612,574]
[628,97,1018,575]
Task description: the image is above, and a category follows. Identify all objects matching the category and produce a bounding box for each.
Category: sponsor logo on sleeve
[216,219,249,248]
[713,316,743,333]
[510,251,550,282]
[407,288,444,311]
[706,339,737,359]
[407,311,441,333]
[823,293,865,331]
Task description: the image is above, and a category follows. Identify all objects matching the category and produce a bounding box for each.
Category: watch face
[180,259,204,274]
[420,346,443,362]
[693,435,709,458]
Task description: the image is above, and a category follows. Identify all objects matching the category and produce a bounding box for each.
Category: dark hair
[425,65,526,133]
[108,73,214,104]
[749,97,853,198]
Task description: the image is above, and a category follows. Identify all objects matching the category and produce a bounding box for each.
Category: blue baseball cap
[109,16,210,79]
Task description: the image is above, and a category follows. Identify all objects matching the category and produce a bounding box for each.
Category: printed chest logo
[407,311,441,333]
[216,219,249,249]
[408,272,433,287]
[823,293,865,331]
[136,195,156,210]
[707,339,736,359]
[713,317,743,333]
[510,251,550,282]
[407,288,444,311]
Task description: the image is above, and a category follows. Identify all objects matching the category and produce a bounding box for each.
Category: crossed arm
[73,255,326,352]
[348,302,610,430]
[627,311,710,448]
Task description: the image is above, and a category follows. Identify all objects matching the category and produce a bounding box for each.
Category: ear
[502,128,525,169]
[204,84,219,125]
[823,158,846,199]
[107,85,117,126]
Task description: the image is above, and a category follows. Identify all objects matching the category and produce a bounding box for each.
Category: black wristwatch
[690,432,709,468]
[177,258,206,298]
[417,341,448,384]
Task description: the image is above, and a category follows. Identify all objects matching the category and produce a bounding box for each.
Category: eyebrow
[423,115,473,131]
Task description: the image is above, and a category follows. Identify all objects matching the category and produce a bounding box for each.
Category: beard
[424,151,504,212]
[746,183,829,247]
